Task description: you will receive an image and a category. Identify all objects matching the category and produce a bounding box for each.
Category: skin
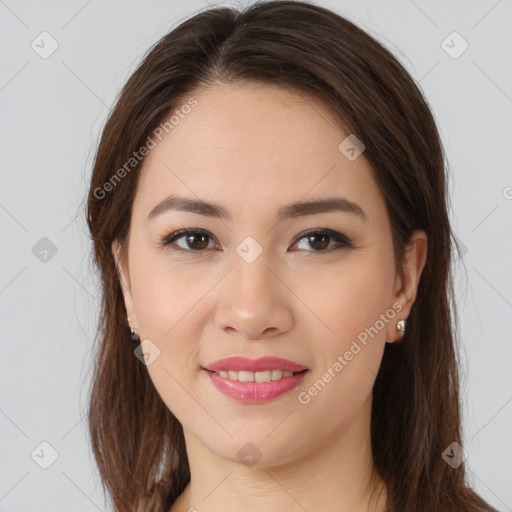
[113,83,427,512]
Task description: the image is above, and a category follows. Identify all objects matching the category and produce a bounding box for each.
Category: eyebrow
[147,194,367,222]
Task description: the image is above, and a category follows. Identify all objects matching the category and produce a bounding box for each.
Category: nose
[213,254,294,341]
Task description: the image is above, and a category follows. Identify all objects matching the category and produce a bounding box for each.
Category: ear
[112,239,137,329]
[386,229,428,343]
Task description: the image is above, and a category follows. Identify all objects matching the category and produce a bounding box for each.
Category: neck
[171,395,387,512]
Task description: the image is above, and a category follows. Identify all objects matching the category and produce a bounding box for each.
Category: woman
[86,1,498,510]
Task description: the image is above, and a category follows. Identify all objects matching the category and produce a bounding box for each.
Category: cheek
[295,265,391,422]
[300,258,394,348]
[129,257,208,419]
[130,248,205,338]
[295,256,394,410]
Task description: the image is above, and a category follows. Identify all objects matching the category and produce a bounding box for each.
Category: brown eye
[303,233,330,251]
[160,228,352,255]
[182,232,210,250]
[293,229,353,253]
[162,229,215,252]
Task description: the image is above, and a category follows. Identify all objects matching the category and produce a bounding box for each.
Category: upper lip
[203,356,309,373]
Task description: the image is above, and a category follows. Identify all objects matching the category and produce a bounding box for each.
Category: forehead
[134,83,383,223]
[150,83,350,164]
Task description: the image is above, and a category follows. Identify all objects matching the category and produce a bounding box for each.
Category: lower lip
[203,369,309,403]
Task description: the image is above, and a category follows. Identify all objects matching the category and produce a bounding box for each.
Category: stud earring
[397,319,406,333]
[127,317,139,341]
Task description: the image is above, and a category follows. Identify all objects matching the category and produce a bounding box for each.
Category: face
[113,83,426,467]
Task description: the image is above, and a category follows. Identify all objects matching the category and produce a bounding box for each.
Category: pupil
[309,234,329,250]
[188,234,208,250]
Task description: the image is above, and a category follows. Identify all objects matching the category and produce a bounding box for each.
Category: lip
[203,356,309,373]
[203,367,309,404]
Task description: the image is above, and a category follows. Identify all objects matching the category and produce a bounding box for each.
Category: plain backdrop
[1,0,511,510]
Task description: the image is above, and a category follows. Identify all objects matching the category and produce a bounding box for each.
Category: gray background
[1,0,511,510]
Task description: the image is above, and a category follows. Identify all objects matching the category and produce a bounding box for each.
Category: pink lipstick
[202,356,309,404]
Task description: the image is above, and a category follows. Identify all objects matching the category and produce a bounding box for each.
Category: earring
[397,319,406,333]
[127,317,139,341]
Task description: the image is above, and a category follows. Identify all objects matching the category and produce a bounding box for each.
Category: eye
[292,228,353,254]
[160,228,218,252]
[158,228,353,254]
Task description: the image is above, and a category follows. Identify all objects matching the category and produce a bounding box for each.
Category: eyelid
[160,228,218,251]
[294,228,352,248]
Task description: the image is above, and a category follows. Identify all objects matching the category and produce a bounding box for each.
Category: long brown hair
[85,1,496,510]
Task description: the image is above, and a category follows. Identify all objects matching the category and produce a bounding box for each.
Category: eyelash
[158,227,353,255]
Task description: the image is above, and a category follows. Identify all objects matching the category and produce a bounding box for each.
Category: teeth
[216,369,295,382]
